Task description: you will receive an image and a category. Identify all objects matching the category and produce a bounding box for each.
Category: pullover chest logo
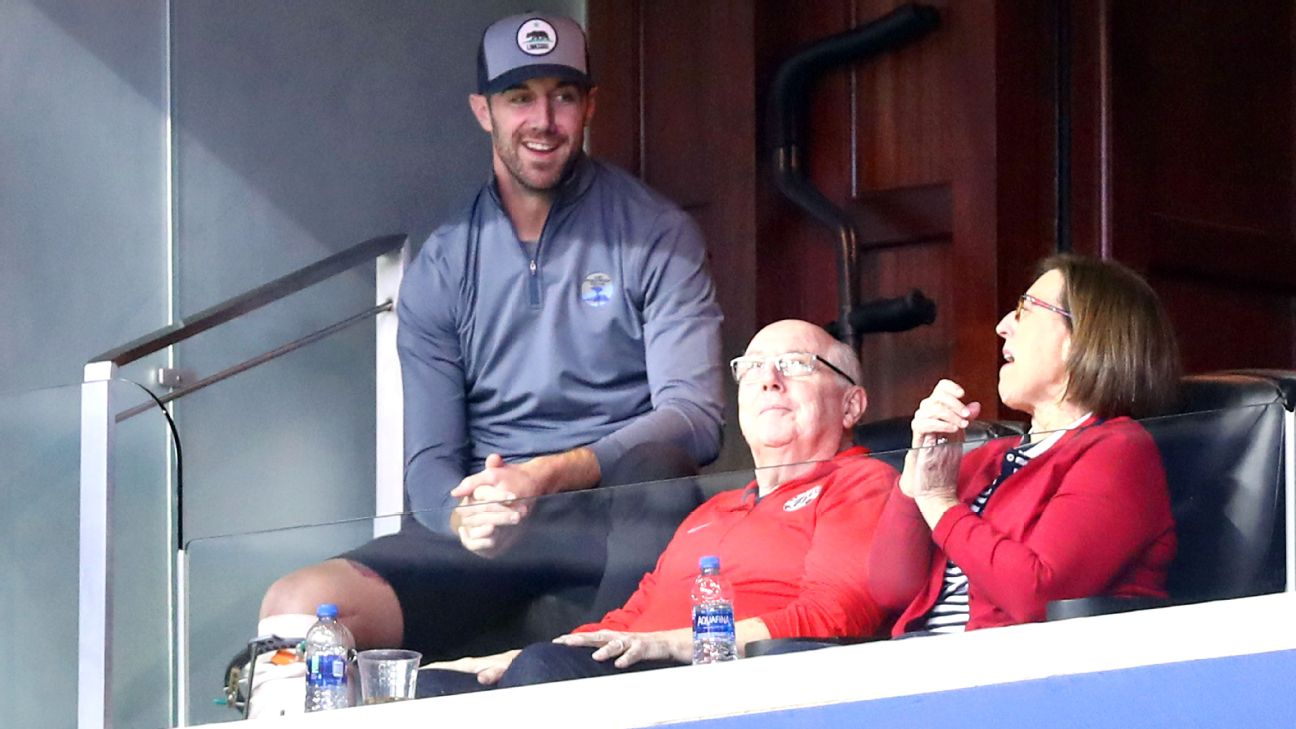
[580,272,614,307]
[782,485,822,512]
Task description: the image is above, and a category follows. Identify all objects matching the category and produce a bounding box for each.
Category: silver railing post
[80,361,118,729]
[1284,408,1294,593]
[374,240,411,537]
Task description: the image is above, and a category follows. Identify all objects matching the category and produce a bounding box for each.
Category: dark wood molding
[589,0,1296,424]
[586,0,642,176]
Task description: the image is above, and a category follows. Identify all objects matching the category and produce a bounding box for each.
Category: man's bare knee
[260,559,389,616]
[259,559,403,648]
[261,560,345,617]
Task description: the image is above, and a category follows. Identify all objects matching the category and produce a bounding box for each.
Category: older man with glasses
[415,319,900,693]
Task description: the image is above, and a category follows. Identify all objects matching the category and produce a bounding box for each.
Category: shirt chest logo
[783,485,822,512]
[580,272,614,307]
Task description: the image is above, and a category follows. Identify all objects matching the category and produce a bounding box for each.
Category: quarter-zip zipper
[527,199,566,308]
[495,156,591,310]
[528,255,540,306]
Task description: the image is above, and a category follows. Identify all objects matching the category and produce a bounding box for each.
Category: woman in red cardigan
[870,255,1181,634]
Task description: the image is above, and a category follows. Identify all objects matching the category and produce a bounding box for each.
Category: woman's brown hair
[1042,254,1181,418]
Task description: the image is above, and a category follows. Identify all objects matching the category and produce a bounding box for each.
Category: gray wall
[1,1,581,726]
[0,0,169,393]
[171,2,573,724]
[1,2,171,728]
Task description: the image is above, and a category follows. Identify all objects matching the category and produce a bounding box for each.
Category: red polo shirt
[575,447,898,639]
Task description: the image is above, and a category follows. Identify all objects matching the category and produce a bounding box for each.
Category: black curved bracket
[769,3,940,348]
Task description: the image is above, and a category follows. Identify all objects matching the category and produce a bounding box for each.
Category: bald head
[743,320,863,386]
[736,319,868,471]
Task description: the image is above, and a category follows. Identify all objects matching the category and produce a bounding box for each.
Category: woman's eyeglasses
[1015,293,1072,322]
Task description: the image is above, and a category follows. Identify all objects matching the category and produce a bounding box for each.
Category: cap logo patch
[783,486,822,512]
[517,19,558,56]
[580,273,613,307]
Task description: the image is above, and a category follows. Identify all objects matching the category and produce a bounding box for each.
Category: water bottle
[691,555,737,664]
[304,603,354,712]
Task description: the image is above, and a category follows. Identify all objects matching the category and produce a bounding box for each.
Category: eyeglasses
[729,351,857,385]
[1015,293,1072,322]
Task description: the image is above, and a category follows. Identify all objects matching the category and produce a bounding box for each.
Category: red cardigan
[870,416,1176,634]
[574,447,898,640]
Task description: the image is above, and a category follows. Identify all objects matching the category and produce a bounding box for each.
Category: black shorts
[339,443,705,659]
[339,490,611,660]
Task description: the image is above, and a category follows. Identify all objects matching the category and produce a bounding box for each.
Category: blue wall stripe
[671,649,1296,728]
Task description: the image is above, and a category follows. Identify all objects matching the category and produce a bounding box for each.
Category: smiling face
[736,320,865,468]
[995,268,1075,419]
[469,77,595,196]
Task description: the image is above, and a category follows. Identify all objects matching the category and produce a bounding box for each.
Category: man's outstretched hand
[422,649,521,685]
[552,629,692,668]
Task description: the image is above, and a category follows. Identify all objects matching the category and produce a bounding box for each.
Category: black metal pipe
[848,289,938,334]
[769,3,940,348]
[824,289,937,341]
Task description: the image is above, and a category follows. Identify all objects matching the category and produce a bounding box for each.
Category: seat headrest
[1218,369,1296,410]
[1173,373,1287,414]
[1146,370,1292,601]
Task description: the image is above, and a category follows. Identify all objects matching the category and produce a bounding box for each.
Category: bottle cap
[699,555,720,571]
[316,603,339,619]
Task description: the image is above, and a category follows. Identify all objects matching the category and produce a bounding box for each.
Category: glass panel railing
[183,514,378,725]
[169,327,381,543]
[181,464,779,724]
[1,379,179,729]
[2,382,84,729]
[171,400,1292,725]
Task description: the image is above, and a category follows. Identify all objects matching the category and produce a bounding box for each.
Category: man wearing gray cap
[244,12,723,716]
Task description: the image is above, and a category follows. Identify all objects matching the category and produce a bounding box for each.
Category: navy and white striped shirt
[921,415,1091,633]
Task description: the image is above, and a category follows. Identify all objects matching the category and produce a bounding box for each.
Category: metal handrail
[79,232,411,729]
[115,301,392,422]
[89,233,407,367]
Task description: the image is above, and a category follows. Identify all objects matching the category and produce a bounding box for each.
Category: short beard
[488,108,583,194]
[495,138,581,196]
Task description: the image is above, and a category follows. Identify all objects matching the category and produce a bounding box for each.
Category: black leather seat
[745,371,1294,653]
[1048,370,1293,619]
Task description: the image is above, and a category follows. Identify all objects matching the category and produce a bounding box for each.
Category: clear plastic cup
[356,649,422,705]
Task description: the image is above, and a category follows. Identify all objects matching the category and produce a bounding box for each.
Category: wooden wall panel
[747,0,1059,421]
[935,0,1006,420]
[589,0,759,470]
[1154,275,1296,374]
[590,0,1296,443]
[857,0,958,420]
[586,0,640,175]
[1065,0,1110,259]
[844,1,1010,420]
[752,0,856,331]
[748,0,1004,421]
[1107,1,1296,372]
[991,0,1061,305]
[853,0,951,190]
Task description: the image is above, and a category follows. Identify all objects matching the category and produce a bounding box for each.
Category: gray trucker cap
[477,14,592,95]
